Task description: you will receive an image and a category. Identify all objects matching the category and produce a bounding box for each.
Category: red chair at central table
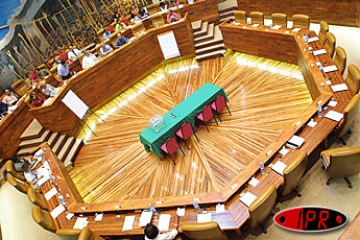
[196,105,218,132]
[161,136,185,165]
[176,122,200,149]
[211,95,232,122]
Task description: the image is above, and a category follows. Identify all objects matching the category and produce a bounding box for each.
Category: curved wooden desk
[37,20,353,237]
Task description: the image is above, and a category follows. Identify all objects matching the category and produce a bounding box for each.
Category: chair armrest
[320,146,357,165]
[55,229,81,236]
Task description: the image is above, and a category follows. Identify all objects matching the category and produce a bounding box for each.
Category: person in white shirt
[100,43,113,56]
[159,2,168,13]
[1,89,18,106]
[144,223,178,240]
[57,59,72,80]
[82,50,98,69]
[39,81,58,97]
[67,46,81,62]
[22,163,44,189]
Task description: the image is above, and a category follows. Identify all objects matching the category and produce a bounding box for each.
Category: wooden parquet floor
[70,51,313,203]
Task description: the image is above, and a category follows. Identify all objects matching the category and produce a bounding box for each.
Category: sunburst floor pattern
[70,51,313,203]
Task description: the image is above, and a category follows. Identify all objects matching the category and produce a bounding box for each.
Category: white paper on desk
[240,192,257,207]
[270,161,288,176]
[197,213,212,223]
[95,213,103,221]
[233,22,240,25]
[66,213,74,220]
[50,204,66,219]
[313,49,327,56]
[248,177,260,187]
[73,217,89,230]
[158,214,171,231]
[328,100,338,107]
[139,211,152,227]
[43,98,53,106]
[308,37,319,43]
[325,110,344,122]
[216,203,225,213]
[326,80,332,85]
[36,170,51,187]
[323,65,338,73]
[292,28,301,32]
[307,120,318,128]
[122,216,136,231]
[251,24,260,28]
[42,161,51,172]
[272,25,282,30]
[287,135,305,148]
[279,147,290,156]
[44,187,58,200]
[331,83,349,92]
[176,207,185,216]
[8,105,18,112]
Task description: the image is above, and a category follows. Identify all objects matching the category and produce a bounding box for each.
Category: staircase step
[58,137,75,162]
[196,49,228,62]
[218,6,238,14]
[220,15,235,23]
[18,130,52,149]
[17,146,38,156]
[63,139,83,168]
[47,132,60,148]
[195,26,224,49]
[219,11,234,18]
[194,22,209,37]
[191,20,202,32]
[196,43,226,55]
[194,23,215,43]
[53,135,68,155]
[217,0,238,11]
[20,119,44,141]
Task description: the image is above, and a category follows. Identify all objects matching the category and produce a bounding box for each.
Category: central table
[139,83,229,158]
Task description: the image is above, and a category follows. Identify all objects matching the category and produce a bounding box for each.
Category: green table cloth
[140,83,229,158]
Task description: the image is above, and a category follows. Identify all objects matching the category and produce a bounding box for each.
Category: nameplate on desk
[216,203,225,213]
[313,49,327,56]
[272,25,282,30]
[307,37,319,43]
[248,177,260,187]
[95,213,103,221]
[331,83,348,92]
[176,207,185,216]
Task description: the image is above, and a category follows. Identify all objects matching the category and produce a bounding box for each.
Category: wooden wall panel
[179,0,219,23]
[237,0,360,26]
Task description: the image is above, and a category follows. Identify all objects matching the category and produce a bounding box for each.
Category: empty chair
[78,227,105,240]
[11,79,28,96]
[27,187,48,210]
[292,14,310,30]
[176,122,199,149]
[271,13,287,28]
[234,10,246,23]
[5,160,25,181]
[318,21,329,45]
[181,222,228,240]
[250,11,264,25]
[196,105,218,132]
[333,46,347,76]
[161,136,184,164]
[151,12,165,27]
[345,65,360,96]
[211,95,231,122]
[6,173,30,194]
[248,185,277,234]
[334,94,360,144]
[280,151,308,200]
[321,146,360,188]
[131,22,146,37]
[324,32,336,58]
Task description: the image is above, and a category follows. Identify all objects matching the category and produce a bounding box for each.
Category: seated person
[100,42,113,56]
[10,155,30,172]
[103,29,111,41]
[39,81,57,97]
[67,45,82,62]
[167,9,180,23]
[82,50,98,69]
[160,2,169,13]
[2,89,19,106]
[0,102,8,120]
[144,223,178,240]
[28,70,39,83]
[35,68,50,80]
[115,33,128,48]
[172,0,181,7]
[107,24,114,33]
[130,4,143,19]
[22,162,48,189]
[29,93,45,108]
[57,59,72,80]
[115,18,127,32]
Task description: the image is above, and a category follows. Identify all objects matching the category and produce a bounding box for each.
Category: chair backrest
[78,227,105,240]
[147,3,160,16]
[5,160,25,181]
[292,14,310,30]
[201,105,214,122]
[345,65,360,96]
[31,205,56,233]
[324,32,336,58]
[151,12,165,27]
[27,187,48,210]
[181,222,228,240]
[327,147,360,178]
[337,94,360,138]
[248,185,277,230]
[318,21,329,45]
[250,11,264,25]
[11,79,28,96]
[6,173,30,194]
[234,10,246,23]
[271,13,287,27]
[179,122,194,140]
[131,22,146,37]
[333,46,347,76]
[165,136,180,155]
[282,151,308,196]
[214,95,227,112]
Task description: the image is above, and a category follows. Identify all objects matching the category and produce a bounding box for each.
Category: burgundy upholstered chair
[176,122,199,149]
[211,95,231,122]
[196,105,217,132]
[160,136,184,164]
